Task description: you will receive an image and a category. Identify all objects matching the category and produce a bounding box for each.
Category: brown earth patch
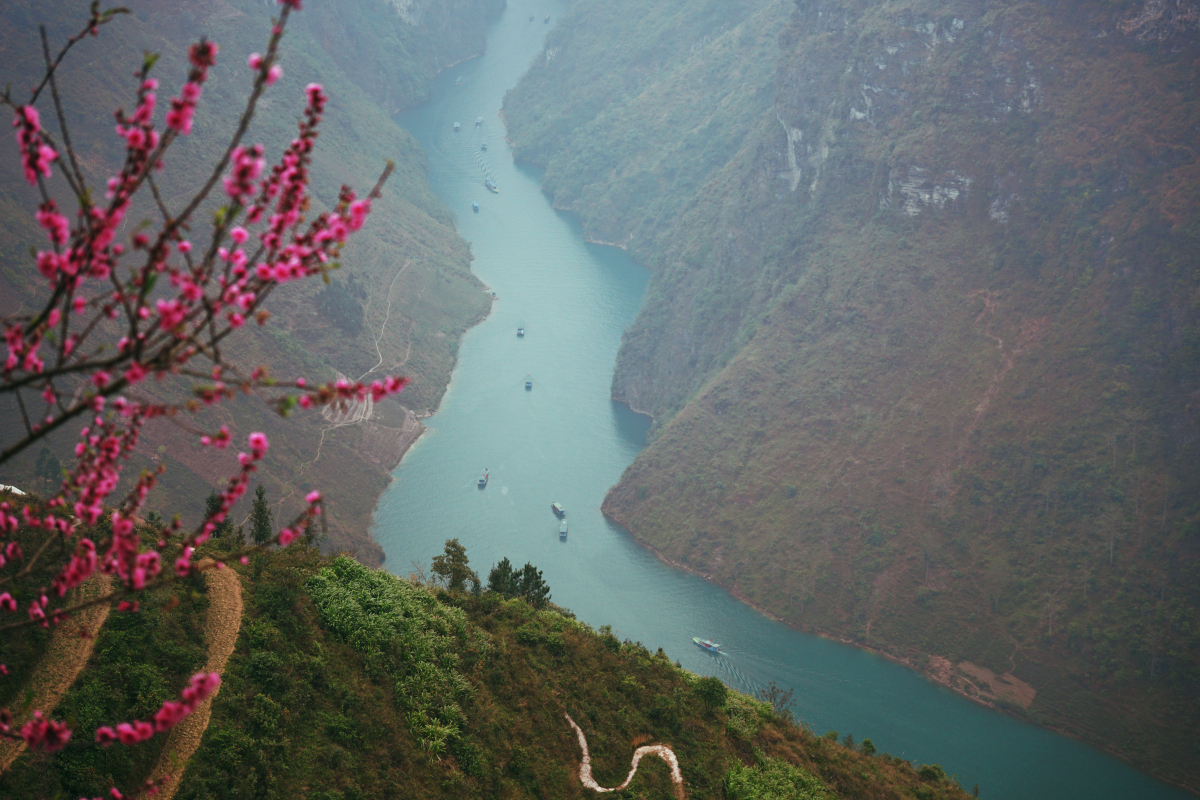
[147,561,244,800]
[925,656,1036,710]
[0,574,113,773]
[359,409,423,472]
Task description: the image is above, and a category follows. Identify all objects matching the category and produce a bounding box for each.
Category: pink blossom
[248,432,269,459]
[36,203,70,247]
[305,490,321,504]
[20,712,72,752]
[266,65,283,85]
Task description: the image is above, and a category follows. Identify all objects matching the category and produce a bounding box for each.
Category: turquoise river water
[372,2,1192,797]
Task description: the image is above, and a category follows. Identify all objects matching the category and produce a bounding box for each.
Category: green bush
[725,753,832,800]
[306,556,480,753]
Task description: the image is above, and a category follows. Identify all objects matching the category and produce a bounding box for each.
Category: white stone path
[565,713,685,799]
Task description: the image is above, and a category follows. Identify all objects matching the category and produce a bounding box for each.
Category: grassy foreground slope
[0,498,974,799]
[0,0,501,561]
[502,0,1200,789]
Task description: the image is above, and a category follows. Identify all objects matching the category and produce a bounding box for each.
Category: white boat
[559,519,568,538]
[478,468,488,487]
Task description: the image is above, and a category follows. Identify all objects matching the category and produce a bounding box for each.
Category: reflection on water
[371,2,1191,798]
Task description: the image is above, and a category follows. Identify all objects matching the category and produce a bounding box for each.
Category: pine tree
[205,490,234,539]
[517,563,551,608]
[248,485,274,545]
[487,557,517,595]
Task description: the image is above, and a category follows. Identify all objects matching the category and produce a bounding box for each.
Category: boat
[478,468,489,487]
[472,201,479,212]
[551,502,565,517]
[528,14,534,21]
[454,76,463,85]
[559,519,568,538]
[525,379,533,390]
[453,121,460,131]
[485,177,498,193]
[517,326,525,336]
[693,637,721,652]
[481,142,488,151]
[475,116,483,126]
[544,14,550,23]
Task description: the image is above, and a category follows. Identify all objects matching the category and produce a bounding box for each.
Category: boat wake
[565,713,685,799]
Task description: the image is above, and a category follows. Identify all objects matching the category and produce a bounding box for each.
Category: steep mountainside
[503,0,1200,790]
[0,0,502,561]
[0,505,974,800]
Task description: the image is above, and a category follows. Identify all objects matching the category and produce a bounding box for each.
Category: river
[372,2,1192,798]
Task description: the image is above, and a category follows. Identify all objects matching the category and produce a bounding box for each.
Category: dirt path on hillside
[565,713,685,799]
[147,562,243,800]
[0,574,114,773]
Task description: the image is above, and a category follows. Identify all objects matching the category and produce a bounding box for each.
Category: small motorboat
[476,117,483,126]
[525,379,533,390]
[485,177,498,193]
[559,519,568,538]
[529,14,534,21]
[693,637,721,653]
[551,502,565,517]
[453,121,460,132]
[544,14,550,23]
[478,468,489,487]
[472,201,479,212]
[454,76,463,85]
[517,326,525,337]
[481,142,488,151]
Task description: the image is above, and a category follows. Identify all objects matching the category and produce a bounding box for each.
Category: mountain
[0,0,503,561]
[503,0,1200,789]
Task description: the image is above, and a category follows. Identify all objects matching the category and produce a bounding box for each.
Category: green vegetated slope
[0,0,501,561]
[0,505,973,799]
[503,0,1200,789]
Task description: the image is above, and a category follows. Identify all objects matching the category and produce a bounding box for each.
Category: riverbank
[605,514,1200,795]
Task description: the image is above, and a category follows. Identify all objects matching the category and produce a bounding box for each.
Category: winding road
[565,713,685,799]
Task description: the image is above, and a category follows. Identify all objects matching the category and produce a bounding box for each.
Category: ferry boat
[478,468,489,487]
[551,502,566,517]
[692,637,721,653]
[559,519,568,538]
[485,177,498,193]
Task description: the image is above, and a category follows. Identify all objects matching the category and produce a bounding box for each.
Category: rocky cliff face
[506,0,1200,788]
